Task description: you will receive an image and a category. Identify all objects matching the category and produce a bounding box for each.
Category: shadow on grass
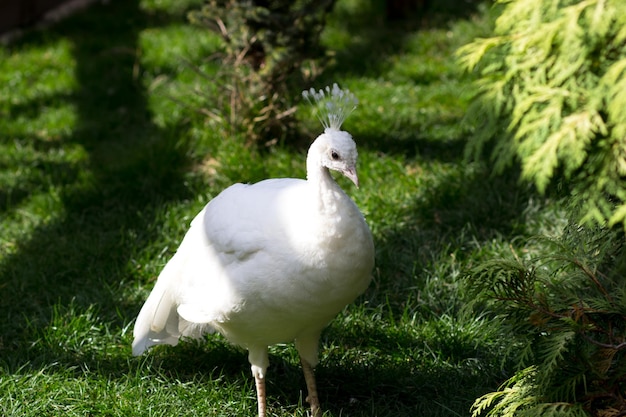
[0,0,197,366]
[321,0,485,80]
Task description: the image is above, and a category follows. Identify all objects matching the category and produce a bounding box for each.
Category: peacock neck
[305,135,350,215]
[307,165,345,216]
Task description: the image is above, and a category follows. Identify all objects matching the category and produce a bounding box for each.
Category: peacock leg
[249,348,270,417]
[254,372,266,417]
[301,358,322,417]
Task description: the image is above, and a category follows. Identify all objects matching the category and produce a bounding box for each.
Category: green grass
[0,0,566,416]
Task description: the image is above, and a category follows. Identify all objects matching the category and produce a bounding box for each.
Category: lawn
[0,0,564,416]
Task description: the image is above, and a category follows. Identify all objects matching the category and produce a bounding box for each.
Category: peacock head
[313,129,359,187]
[303,84,360,187]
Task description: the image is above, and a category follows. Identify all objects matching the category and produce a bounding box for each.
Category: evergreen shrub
[457,0,626,229]
[468,224,626,417]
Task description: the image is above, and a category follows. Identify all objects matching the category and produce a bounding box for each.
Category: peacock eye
[330,150,340,160]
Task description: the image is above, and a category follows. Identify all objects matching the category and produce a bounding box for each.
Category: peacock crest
[302,83,358,131]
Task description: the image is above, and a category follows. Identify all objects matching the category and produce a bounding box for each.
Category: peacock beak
[342,166,360,188]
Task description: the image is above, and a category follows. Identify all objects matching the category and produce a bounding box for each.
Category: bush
[188,0,336,144]
[467,224,626,417]
[457,0,626,229]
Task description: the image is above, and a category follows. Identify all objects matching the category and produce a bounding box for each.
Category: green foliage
[471,366,589,417]
[467,224,626,417]
[457,0,626,229]
[188,0,336,144]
